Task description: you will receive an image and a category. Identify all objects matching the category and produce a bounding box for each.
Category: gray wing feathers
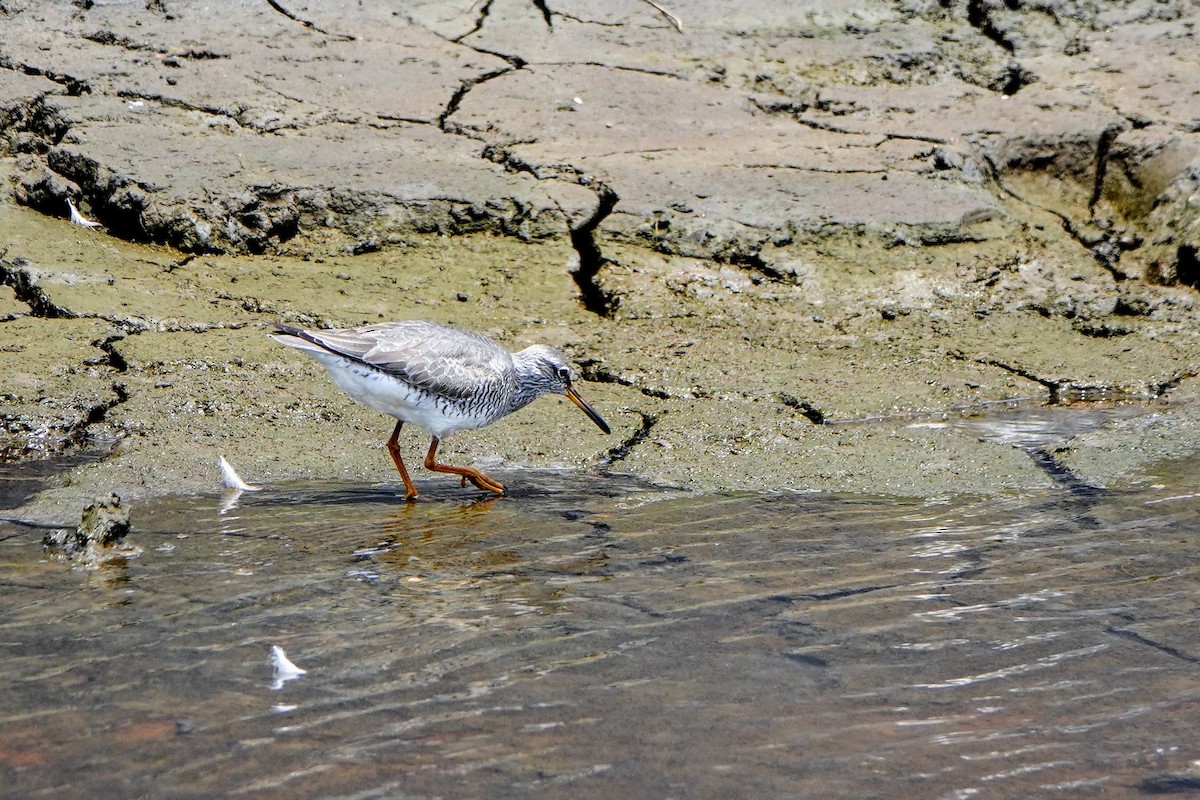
[299,321,512,400]
[300,328,378,360]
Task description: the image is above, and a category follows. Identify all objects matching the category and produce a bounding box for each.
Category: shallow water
[3,451,1200,798]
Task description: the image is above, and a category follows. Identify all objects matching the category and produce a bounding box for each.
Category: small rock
[43,494,132,556]
[77,494,131,547]
[42,529,75,550]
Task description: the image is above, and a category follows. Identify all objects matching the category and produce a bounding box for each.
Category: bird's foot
[465,472,506,495]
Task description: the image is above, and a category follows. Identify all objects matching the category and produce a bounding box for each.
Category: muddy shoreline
[3,1,1200,519]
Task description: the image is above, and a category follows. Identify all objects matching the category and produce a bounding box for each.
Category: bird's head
[515,345,611,434]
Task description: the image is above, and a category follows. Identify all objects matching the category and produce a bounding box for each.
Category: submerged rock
[43,493,132,555]
[77,493,131,546]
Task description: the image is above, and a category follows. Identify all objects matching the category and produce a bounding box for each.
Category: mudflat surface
[2,1,1200,518]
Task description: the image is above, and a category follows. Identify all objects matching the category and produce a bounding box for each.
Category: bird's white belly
[311,352,484,438]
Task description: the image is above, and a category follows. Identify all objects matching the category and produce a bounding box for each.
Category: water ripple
[3,466,1200,798]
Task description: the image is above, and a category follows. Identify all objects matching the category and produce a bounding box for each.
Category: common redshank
[271,321,611,499]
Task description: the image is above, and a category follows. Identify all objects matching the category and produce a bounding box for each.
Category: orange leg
[424,437,506,495]
[385,421,419,501]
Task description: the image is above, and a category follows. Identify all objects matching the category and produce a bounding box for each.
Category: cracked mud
[3,0,1200,518]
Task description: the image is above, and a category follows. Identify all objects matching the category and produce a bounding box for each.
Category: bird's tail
[270,322,331,356]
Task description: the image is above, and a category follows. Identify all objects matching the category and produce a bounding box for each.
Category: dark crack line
[760,107,949,145]
[82,29,158,53]
[453,0,495,42]
[1106,626,1200,664]
[469,45,528,70]
[784,115,858,137]
[529,0,554,29]
[480,141,545,176]
[600,409,658,466]
[949,348,1068,400]
[966,0,1015,53]
[971,356,1054,388]
[526,0,681,32]
[418,14,644,319]
[967,354,1066,401]
[584,145,679,160]
[744,162,888,176]
[778,392,825,424]
[264,0,355,41]
[979,151,1129,280]
[1150,368,1200,399]
[70,326,142,444]
[961,1,1040,94]
[81,381,130,430]
[2,252,231,333]
[94,329,133,373]
[236,78,301,111]
[1088,122,1125,213]
[548,61,686,80]
[0,55,90,96]
[0,255,77,318]
[880,131,949,145]
[374,114,438,127]
[82,29,228,61]
[121,84,327,134]
[570,183,619,316]
[437,66,517,131]
[162,254,196,274]
[0,290,138,452]
[116,89,278,134]
[552,11,625,28]
[958,351,1157,404]
[798,584,901,602]
[1022,447,1103,496]
[578,360,684,400]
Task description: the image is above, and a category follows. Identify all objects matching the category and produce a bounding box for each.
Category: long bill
[566,386,611,434]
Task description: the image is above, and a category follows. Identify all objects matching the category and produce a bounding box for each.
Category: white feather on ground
[67,198,101,229]
[219,456,261,491]
[269,645,307,690]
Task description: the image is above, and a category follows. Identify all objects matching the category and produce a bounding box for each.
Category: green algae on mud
[0,196,633,510]
[4,181,1200,518]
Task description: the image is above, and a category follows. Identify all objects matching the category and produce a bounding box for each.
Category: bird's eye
[556,366,571,382]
